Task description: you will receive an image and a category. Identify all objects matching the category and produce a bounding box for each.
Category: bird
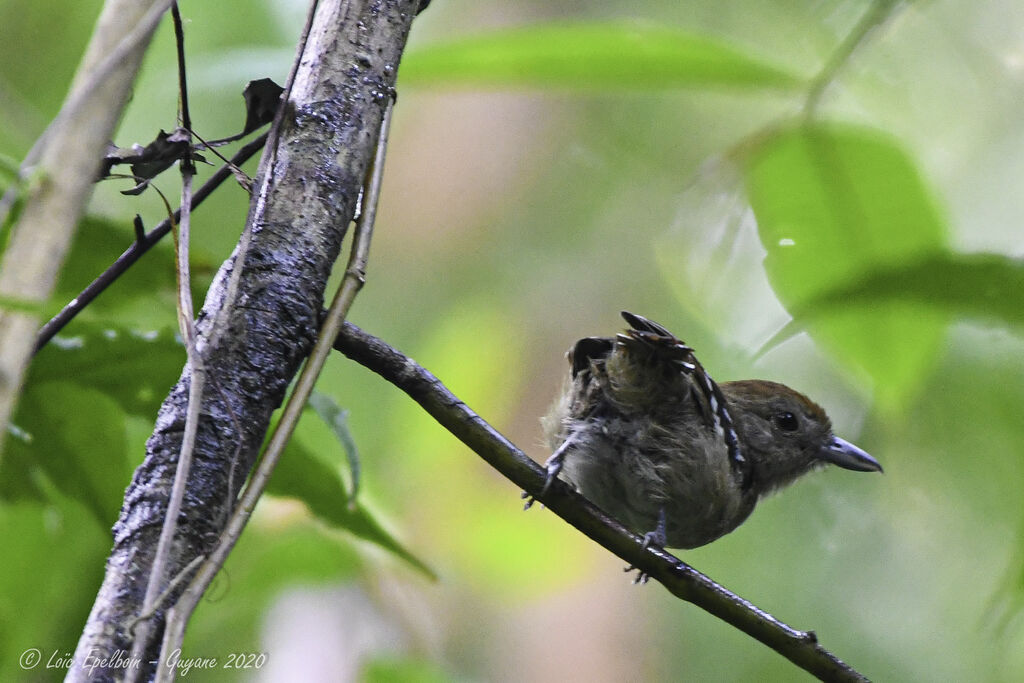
[530,311,882,551]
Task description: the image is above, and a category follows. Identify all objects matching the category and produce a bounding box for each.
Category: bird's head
[722,379,882,496]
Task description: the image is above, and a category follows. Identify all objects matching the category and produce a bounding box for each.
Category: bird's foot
[624,509,668,584]
[642,508,668,550]
[641,528,666,551]
[624,564,652,585]
[522,443,569,510]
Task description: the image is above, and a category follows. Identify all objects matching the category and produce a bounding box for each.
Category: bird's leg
[522,434,575,510]
[642,507,668,549]
[625,508,667,584]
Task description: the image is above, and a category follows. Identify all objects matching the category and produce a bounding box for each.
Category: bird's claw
[520,490,540,510]
[623,534,662,584]
[523,443,568,510]
[623,509,667,583]
[522,459,564,510]
[623,564,651,585]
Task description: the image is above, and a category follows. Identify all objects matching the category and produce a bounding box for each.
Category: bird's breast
[560,418,754,549]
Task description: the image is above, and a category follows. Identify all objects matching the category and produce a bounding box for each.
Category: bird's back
[546,312,756,548]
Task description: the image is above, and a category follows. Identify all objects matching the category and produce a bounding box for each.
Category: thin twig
[125,554,205,634]
[155,92,394,680]
[134,170,203,678]
[804,0,903,118]
[331,322,871,683]
[128,5,201,677]
[33,131,268,354]
[188,127,252,190]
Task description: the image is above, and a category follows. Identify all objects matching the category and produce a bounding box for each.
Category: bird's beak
[819,437,883,473]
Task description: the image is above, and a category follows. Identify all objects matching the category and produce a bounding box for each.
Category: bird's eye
[774,411,799,432]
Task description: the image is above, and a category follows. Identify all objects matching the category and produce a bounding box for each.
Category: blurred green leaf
[743,123,949,406]
[269,429,435,580]
[28,323,183,418]
[7,323,179,520]
[795,252,1024,331]
[186,521,361,667]
[400,21,802,90]
[0,152,18,179]
[362,656,451,683]
[309,391,360,503]
[388,303,593,596]
[0,498,109,683]
[3,382,129,525]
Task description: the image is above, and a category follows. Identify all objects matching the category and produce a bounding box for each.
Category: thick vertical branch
[67,2,419,680]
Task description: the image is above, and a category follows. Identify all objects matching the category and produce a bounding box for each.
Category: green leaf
[743,123,950,406]
[362,656,452,683]
[5,323,179,518]
[309,391,360,503]
[400,21,802,90]
[795,252,1024,330]
[269,430,436,580]
[0,498,110,683]
[28,323,183,418]
[3,382,129,525]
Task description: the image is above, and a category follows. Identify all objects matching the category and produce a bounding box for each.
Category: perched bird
[533,311,881,550]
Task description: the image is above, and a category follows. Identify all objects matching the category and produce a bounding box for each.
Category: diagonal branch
[332,321,871,683]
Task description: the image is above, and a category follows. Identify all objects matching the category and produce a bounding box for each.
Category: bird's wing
[620,310,673,337]
[618,311,750,486]
[569,336,614,378]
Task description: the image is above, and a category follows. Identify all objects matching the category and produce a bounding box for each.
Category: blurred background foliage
[2,0,1024,680]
